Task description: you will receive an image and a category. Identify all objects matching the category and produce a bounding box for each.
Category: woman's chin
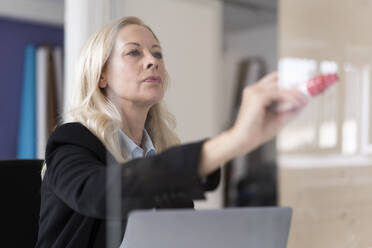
[140,95,163,107]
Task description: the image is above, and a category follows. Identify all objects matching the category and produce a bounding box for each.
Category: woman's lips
[143,76,161,83]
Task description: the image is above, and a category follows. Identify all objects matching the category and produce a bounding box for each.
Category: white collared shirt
[118,128,156,159]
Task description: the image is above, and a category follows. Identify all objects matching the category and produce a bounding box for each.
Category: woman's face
[100,24,166,107]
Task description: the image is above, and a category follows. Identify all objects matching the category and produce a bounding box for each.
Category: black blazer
[35,122,220,248]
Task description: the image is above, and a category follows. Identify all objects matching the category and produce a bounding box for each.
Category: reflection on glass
[278,57,340,153]
[319,121,337,148]
[343,63,363,155]
[279,0,372,247]
[360,64,372,153]
[278,57,317,88]
[320,60,338,74]
[278,125,315,151]
[342,120,357,154]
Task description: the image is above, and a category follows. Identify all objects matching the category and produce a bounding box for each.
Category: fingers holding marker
[281,89,308,109]
[269,73,339,113]
[267,89,308,113]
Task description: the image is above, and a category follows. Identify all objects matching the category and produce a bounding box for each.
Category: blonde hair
[42,17,180,177]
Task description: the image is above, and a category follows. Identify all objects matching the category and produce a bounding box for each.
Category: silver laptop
[121,207,292,248]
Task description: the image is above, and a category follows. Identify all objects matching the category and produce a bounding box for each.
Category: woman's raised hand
[229,71,308,156]
[198,72,307,176]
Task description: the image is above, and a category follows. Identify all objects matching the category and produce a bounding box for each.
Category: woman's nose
[144,52,158,70]
[146,62,158,70]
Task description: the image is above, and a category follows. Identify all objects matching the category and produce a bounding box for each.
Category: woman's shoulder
[50,122,95,141]
[51,122,91,135]
[47,122,106,158]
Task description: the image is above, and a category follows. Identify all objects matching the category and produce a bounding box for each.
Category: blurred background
[1,0,372,247]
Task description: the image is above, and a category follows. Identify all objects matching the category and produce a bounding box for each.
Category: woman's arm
[198,72,307,177]
[45,126,211,219]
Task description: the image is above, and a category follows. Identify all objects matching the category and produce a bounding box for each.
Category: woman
[36,17,306,248]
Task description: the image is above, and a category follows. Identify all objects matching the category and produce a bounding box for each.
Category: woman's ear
[99,74,107,88]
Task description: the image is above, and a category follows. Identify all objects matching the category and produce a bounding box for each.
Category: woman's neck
[119,102,151,147]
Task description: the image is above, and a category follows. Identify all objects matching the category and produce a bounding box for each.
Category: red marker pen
[270,73,339,113]
[303,73,339,97]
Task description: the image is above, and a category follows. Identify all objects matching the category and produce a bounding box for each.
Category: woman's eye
[127,50,140,56]
[153,52,163,59]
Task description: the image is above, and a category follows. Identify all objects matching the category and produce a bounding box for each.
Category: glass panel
[369,69,372,146]
[278,1,372,248]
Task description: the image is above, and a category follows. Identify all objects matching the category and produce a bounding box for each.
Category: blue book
[17,44,36,159]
